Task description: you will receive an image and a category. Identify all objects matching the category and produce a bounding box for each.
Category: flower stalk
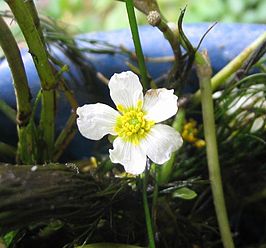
[125,0,149,90]
[143,166,156,248]
[5,0,58,161]
[195,51,235,248]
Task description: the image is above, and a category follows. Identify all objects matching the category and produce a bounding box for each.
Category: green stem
[192,32,266,105]
[195,51,235,248]
[24,0,44,43]
[53,69,79,161]
[158,108,185,185]
[53,113,77,161]
[0,142,16,158]
[5,0,58,161]
[125,0,149,90]
[0,99,16,123]
[143,166,156,248]
[151,166,158,232]
[0,16,32,124]
[0,16,36,163]
[147,11,182,75]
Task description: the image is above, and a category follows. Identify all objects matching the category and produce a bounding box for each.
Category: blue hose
[0,23,265,160]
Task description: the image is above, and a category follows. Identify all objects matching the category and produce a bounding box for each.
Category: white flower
[76,71,183,175]
[213,84,266,133]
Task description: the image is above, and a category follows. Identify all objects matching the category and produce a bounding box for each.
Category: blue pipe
[0,23,265,160]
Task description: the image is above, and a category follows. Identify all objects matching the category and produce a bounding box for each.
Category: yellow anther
[137,100,142,110]
[117,104,125,113]
[115,102,154,144]
[187,134,197,143]
[194,139,206,148]
[182,118,205,149]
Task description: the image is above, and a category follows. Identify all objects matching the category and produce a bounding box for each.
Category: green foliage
[37,0,266,34]
[172,187,198,200]
[3,231,17,247]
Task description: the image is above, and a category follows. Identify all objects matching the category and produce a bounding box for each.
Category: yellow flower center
[114,101,154,144]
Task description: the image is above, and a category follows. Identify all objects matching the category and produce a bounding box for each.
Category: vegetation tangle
[0,0,265,248]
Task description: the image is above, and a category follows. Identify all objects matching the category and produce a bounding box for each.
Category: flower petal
[109,71,143,109]
[143,88,178,123]
[76,103,119,140]
[142,124,183,164]
[109,137,147,175]
[250,116,264,133]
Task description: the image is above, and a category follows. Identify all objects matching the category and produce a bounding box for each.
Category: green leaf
[3,231,17,247]
[172,187,197,200]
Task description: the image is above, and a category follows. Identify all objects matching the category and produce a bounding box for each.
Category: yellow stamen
[194,139,206,148]
[114,101,154,144]
[182,119,205,149]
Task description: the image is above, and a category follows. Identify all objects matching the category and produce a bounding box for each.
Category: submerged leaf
[172,187,197,200]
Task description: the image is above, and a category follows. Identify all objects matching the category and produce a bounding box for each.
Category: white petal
[142,124,183,164]
[250,117,264,133]
[143,88,178,123]
[76,103,119,140]
[109,71,143,109]
[109,137,147,175]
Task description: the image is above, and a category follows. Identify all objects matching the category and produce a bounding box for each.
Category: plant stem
[195,51,235,248]
[0,99,16,123]
[143,166,156,248]
[125,0,149,90]
[0,16,32,119]
[5,0,58,161]
[147,11,182,76]
[52,65,78,161]
[0,142,16,158]
[151,166,158,233]
[0,16,36,163]
[192,32,266,105]
[24,0,44,43]
[158,108,185,185]
[53,113,77,161]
